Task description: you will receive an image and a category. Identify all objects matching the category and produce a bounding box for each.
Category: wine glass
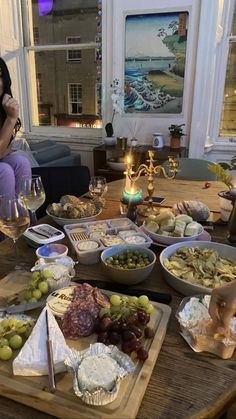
[20,175,46,225]
[0,194,30,270]
[89,176,108,207]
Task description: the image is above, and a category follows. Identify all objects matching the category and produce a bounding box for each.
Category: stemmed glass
[0,194,30,270]
[20,175,46,225]
[89,176,108,207]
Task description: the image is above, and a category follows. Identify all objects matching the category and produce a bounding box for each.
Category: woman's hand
[209,281,236,327]
[2,93,19,121]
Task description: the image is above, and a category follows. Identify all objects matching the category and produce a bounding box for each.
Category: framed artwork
[124,12,189,114]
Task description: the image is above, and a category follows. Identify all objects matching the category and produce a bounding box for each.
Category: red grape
[137,310,148,324]
[127,312,138,324]
[110,320,123,332]
[144,327,155,338]
[97,331,108,344]
[121,341,133,354]
[128,325,142,338]
[137,347,149,361]
[99,317,112,332]
[109,331,121,345]
[122,330,136,342]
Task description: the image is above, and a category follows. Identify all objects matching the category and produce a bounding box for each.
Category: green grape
[0,338,9,347]
[0,345,13,361]
[17,325,27,334]
[145,303,154,314]
[38,281,48,294]
[138,295,149,307]
[110,306,121,314]
[128,296,138,305]
[41,269,53,279]
[7,318,18,329]
[32,289,42,300]
[99,307,111,318]
[28,297,37,303]
[9,334,23,350]
[25,327,33,338]
[121,296,129,304]
[110,295,121,306]
[24,290,33,300]
[0,319,9,329]
[31,271,40,281]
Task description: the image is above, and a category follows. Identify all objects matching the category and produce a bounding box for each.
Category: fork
[70,232,89,241]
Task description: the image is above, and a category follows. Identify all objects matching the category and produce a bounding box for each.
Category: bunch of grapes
[95,295,155,361]
[0,317,35,361]
[19,270,51,304]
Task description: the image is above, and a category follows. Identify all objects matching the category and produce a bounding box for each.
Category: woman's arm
[209,281,236,327]
[0,93,19,158]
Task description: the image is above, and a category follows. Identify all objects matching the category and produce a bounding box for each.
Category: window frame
[66,36,82,63]
[20,0,103,140]
[68,83,82,115]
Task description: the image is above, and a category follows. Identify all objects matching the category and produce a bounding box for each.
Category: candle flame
[127,156,132,164]
[130,187,135,194]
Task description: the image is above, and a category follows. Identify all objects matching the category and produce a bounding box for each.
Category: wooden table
[0,178,235,419]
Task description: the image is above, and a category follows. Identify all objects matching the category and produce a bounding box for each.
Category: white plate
[142,223,204,245]
[151,230,211,248]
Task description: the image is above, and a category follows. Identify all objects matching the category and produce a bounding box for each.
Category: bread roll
[172,200,210,221]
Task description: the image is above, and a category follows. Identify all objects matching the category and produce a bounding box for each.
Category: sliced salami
[72,283,94,302]
[93,288,110,308]
[61,306,95,338]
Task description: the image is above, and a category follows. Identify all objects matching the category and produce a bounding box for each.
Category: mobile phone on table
[143,196,165,205]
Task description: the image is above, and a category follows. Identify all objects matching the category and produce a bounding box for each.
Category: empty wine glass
[0,194,30,270]
[89,176,108,207]
[20,175,46,224]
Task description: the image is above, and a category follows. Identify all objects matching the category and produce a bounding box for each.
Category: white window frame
[66,36,82,62]
[68,83,82,115]
[19,0,103,141]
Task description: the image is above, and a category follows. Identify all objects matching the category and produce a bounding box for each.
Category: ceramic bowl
[104,136,117,146]
[46,204,102,226]
[101,245,156,285]
[107,159,126,172]
[36,243,68,262]
[142,223,204,245]
[160,241,236,296]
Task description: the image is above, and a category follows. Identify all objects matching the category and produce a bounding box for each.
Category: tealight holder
[121,188,142,222]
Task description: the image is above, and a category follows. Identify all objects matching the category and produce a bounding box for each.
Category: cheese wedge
[13,307,70,376]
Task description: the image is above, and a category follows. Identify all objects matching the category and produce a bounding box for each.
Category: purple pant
[0,151,32,196]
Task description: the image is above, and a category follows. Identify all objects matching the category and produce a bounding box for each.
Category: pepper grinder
[227,188,236,246]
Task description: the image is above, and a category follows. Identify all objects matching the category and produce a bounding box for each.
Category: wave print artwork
[124,12,188,114]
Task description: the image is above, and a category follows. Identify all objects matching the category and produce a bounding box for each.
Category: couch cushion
[33,144,71,164]
[29,140,56,151]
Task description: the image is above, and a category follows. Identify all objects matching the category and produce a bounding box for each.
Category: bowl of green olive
[101,245,156,285]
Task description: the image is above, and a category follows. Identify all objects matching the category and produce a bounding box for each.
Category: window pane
[230,3,236,35]
[31,50,101,128]
[220,41,236,136]
[31,0,98,45]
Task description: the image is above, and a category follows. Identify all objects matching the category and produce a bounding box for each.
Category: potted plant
[104,79,123,146]
[104,122,116,146]
[168,124,185,149]
[208,160,235,221]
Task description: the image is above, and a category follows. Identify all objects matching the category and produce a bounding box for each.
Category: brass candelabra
[125,150,179,216]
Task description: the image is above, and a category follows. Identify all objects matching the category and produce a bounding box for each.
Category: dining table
[0,177,235,419]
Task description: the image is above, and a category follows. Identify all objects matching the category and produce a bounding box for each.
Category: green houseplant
[168,124,185,149]
[208,158,236,221]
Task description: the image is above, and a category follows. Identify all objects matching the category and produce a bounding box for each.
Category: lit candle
[124,155,132,192]
[122,188,142,204]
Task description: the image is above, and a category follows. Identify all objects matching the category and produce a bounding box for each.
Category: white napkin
[13,307,70,376]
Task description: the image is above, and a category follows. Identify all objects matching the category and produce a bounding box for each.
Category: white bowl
[107,160,126,172]
[46,205,102,226]
[101,245,156,285]
[160,241,236,296]
[142,223,204,245]
[36,243,68,262]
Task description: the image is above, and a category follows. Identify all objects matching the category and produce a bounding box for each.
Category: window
[68,83,82,114]
[67,37,81,62]
[23,0,102,130]
[220,5,236,137]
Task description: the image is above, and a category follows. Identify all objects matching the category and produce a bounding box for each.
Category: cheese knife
[46,309,56,393]
[0,300,45,314]
[74,278,172,304]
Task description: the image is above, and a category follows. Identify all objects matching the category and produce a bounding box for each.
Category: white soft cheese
[77,240,99,251]
[13,307,70,376]
[77,354,119,391]
[178,297,210,327]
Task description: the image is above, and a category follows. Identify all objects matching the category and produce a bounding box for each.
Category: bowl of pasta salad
[159,241,236,296]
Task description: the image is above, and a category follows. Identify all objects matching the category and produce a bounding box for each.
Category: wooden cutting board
[0,271,171,419]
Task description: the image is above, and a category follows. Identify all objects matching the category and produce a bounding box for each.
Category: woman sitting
[0,57,31,196]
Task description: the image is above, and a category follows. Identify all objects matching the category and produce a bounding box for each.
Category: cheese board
[0,271,171,419]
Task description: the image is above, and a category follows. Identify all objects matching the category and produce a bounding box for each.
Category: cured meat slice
[61,306,95,338]
[94,288,110,308]
[72,283,94,302]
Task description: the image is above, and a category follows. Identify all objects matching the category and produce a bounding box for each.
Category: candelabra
[124,150,179,217]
